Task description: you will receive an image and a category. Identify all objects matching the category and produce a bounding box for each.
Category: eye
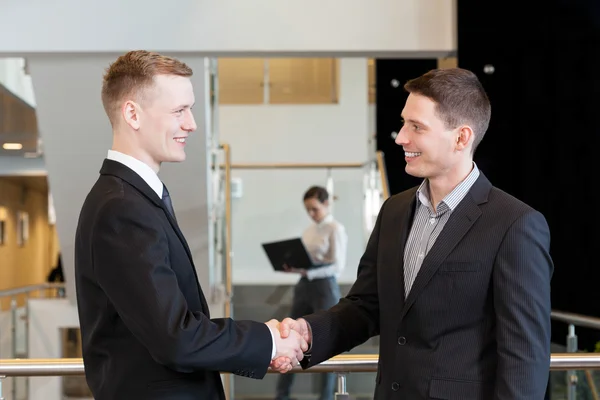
[413,124,420,131]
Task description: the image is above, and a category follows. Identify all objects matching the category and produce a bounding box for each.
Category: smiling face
[395,93,474,184]
[122,75,196,171]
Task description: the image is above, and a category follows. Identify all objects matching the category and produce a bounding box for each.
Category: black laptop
[262,238,329,271]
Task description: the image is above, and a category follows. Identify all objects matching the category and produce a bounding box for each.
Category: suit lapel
[393,193,417,311]
[399,173,491,320]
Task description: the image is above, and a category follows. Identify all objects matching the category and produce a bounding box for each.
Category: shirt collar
[106,150,164,198]
[317,214,334,226]
[416,162,480,212]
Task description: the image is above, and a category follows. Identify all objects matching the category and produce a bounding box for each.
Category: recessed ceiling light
[2,143,23,150]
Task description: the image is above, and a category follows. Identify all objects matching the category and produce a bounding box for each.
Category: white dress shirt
[302,214,348,281]
[106,150,163,198]
[106,150,278,359]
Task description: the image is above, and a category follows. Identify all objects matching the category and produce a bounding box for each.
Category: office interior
[1,0,599,399]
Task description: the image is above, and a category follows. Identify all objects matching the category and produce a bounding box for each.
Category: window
[217,58,339,105]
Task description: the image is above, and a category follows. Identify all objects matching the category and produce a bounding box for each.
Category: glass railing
[1,353,600,400]
[0,283,65,400]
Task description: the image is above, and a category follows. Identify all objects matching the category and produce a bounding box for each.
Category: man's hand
[265,319,308,373]
[269,318,312,373]
[280,317,311,343]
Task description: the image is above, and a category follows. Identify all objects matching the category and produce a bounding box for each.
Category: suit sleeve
[92,197,272,378]
[301,199,387,367]
[493,210,553,399]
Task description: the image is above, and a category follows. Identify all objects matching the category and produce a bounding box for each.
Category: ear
[455,125,474,151]
[122,100,141,130]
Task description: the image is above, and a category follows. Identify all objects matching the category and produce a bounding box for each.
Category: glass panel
[368,58,376,104]
[61,327,93,398]
[217,58,264,104]
[549,369,600,399]
[268,58,338,104]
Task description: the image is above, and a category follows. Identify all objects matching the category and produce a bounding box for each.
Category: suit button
[392,382,400,391]
[397,336,406,345]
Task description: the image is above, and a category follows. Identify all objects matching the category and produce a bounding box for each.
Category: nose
[182,109,197,132]
[395,125,408,146]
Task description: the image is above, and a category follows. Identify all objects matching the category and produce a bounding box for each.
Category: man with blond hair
[74,50,305,400]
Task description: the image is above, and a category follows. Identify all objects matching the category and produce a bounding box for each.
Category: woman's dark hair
[303,186,329,203]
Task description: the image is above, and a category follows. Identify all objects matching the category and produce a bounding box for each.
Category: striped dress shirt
[403,163,480,297]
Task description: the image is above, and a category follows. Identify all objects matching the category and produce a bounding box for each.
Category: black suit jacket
[302,172,553,399]
[75,159,272,400]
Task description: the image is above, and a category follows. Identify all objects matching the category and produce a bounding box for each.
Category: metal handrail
[222,162,366,170]
[552,310,600,331]
[0,283,64,298]
[375,150,390,200]
[1,354,600,377]
[220,143,233,319]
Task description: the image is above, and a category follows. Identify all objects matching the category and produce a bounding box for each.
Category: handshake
[265,318,312,373]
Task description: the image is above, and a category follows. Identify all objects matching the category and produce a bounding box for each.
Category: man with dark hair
[273,68,553,399]
[75,50,306,400]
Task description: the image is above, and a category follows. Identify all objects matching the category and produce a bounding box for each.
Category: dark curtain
[375,59,438,195]
[375,0,600,350]
[458,0,600,350]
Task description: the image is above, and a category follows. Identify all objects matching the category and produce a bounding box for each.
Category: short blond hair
[101,50,193,124]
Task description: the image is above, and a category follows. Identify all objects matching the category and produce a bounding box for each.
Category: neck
[427,160,473,210]
[112,133,160,173]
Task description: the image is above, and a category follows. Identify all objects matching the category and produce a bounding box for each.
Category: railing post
[335,373,350,400]
[10,296,17,400]
[0,375,5,400]
[567,324,578,400]
[24,292,30,400]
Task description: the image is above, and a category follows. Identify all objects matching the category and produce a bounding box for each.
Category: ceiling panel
[0,83,39,157]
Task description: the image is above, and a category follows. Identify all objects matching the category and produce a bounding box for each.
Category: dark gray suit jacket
[302,172,553,399]
[75,159,272,400]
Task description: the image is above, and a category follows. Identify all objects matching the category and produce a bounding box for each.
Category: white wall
[0,0,455,57]
[27,55,214,306]
[220,59,371,285]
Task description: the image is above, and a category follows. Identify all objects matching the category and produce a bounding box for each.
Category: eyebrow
[174,102,195,110]
[401,116,427,127]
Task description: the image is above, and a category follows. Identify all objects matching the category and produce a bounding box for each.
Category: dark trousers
[275,276,341,400]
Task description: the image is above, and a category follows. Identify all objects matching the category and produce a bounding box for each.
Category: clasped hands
[265,318,311,373]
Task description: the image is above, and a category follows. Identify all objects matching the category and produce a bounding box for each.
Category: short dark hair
[404,68,491,152]
[101,50,193,125]
[303,186,329,203]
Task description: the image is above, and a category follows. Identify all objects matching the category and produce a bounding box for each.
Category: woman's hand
[282,264,307,277]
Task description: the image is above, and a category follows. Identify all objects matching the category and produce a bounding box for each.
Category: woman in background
[275,185,348,400]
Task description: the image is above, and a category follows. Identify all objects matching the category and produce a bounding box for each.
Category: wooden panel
[217,58,265,104]
[0,177,58,310]
[368,58,375,104]
[268,58,338,104]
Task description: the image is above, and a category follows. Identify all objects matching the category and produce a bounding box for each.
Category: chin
[405,164,425,178]
[168,152,186,163]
